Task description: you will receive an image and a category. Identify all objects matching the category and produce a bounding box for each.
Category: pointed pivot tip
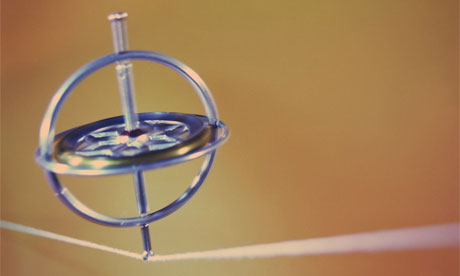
[142,250,155,261]
[107,12,128,21]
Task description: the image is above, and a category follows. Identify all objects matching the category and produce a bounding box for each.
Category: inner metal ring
[54,112,211,172]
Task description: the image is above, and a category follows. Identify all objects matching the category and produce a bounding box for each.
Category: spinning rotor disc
[52,112,212,174]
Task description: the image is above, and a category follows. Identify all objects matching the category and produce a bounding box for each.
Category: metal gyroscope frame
[35,12,229,259]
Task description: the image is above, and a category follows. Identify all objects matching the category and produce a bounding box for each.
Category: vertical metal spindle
[133,171,154,259]
[108,11,138,131]
[108,12,154,260]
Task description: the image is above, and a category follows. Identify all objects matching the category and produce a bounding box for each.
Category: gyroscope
[35,12,229,259]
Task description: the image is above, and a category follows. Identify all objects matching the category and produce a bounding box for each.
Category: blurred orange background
[1,0,459,275]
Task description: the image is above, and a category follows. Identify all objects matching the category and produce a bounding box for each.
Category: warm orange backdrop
[1,1,459,275]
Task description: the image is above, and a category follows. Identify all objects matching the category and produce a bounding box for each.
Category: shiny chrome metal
[108,12,138,132]
[36,12,228,258]
[35,51,228,242]
[115,62,138,131]
[38,50,221,158]
[107,12,129,53]
[70,119,192,158]
[57,113,208,159]
[108,12,150,258]
[37,113,227,176]
[44,152,216,227]
[133,171,154,259]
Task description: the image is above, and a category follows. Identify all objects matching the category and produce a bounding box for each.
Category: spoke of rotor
[108,12,154,260]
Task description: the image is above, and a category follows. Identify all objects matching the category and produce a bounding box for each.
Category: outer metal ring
[44,152,216,227]
[35,50,229,226]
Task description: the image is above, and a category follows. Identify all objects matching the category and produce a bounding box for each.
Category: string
[1,220,458,262]
[1,220,142,260]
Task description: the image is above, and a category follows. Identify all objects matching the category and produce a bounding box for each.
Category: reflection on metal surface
[35,11,229,259]
[44,113,219,174]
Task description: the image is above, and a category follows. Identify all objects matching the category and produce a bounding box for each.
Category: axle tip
[142,250,155,260]
[108,12,128,21]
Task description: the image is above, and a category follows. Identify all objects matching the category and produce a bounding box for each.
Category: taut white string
[1,220,458,262]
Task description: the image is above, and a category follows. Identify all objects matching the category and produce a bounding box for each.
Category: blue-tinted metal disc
[35,112,229,176]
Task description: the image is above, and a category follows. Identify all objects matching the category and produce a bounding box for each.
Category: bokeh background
[1,0,459,275]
